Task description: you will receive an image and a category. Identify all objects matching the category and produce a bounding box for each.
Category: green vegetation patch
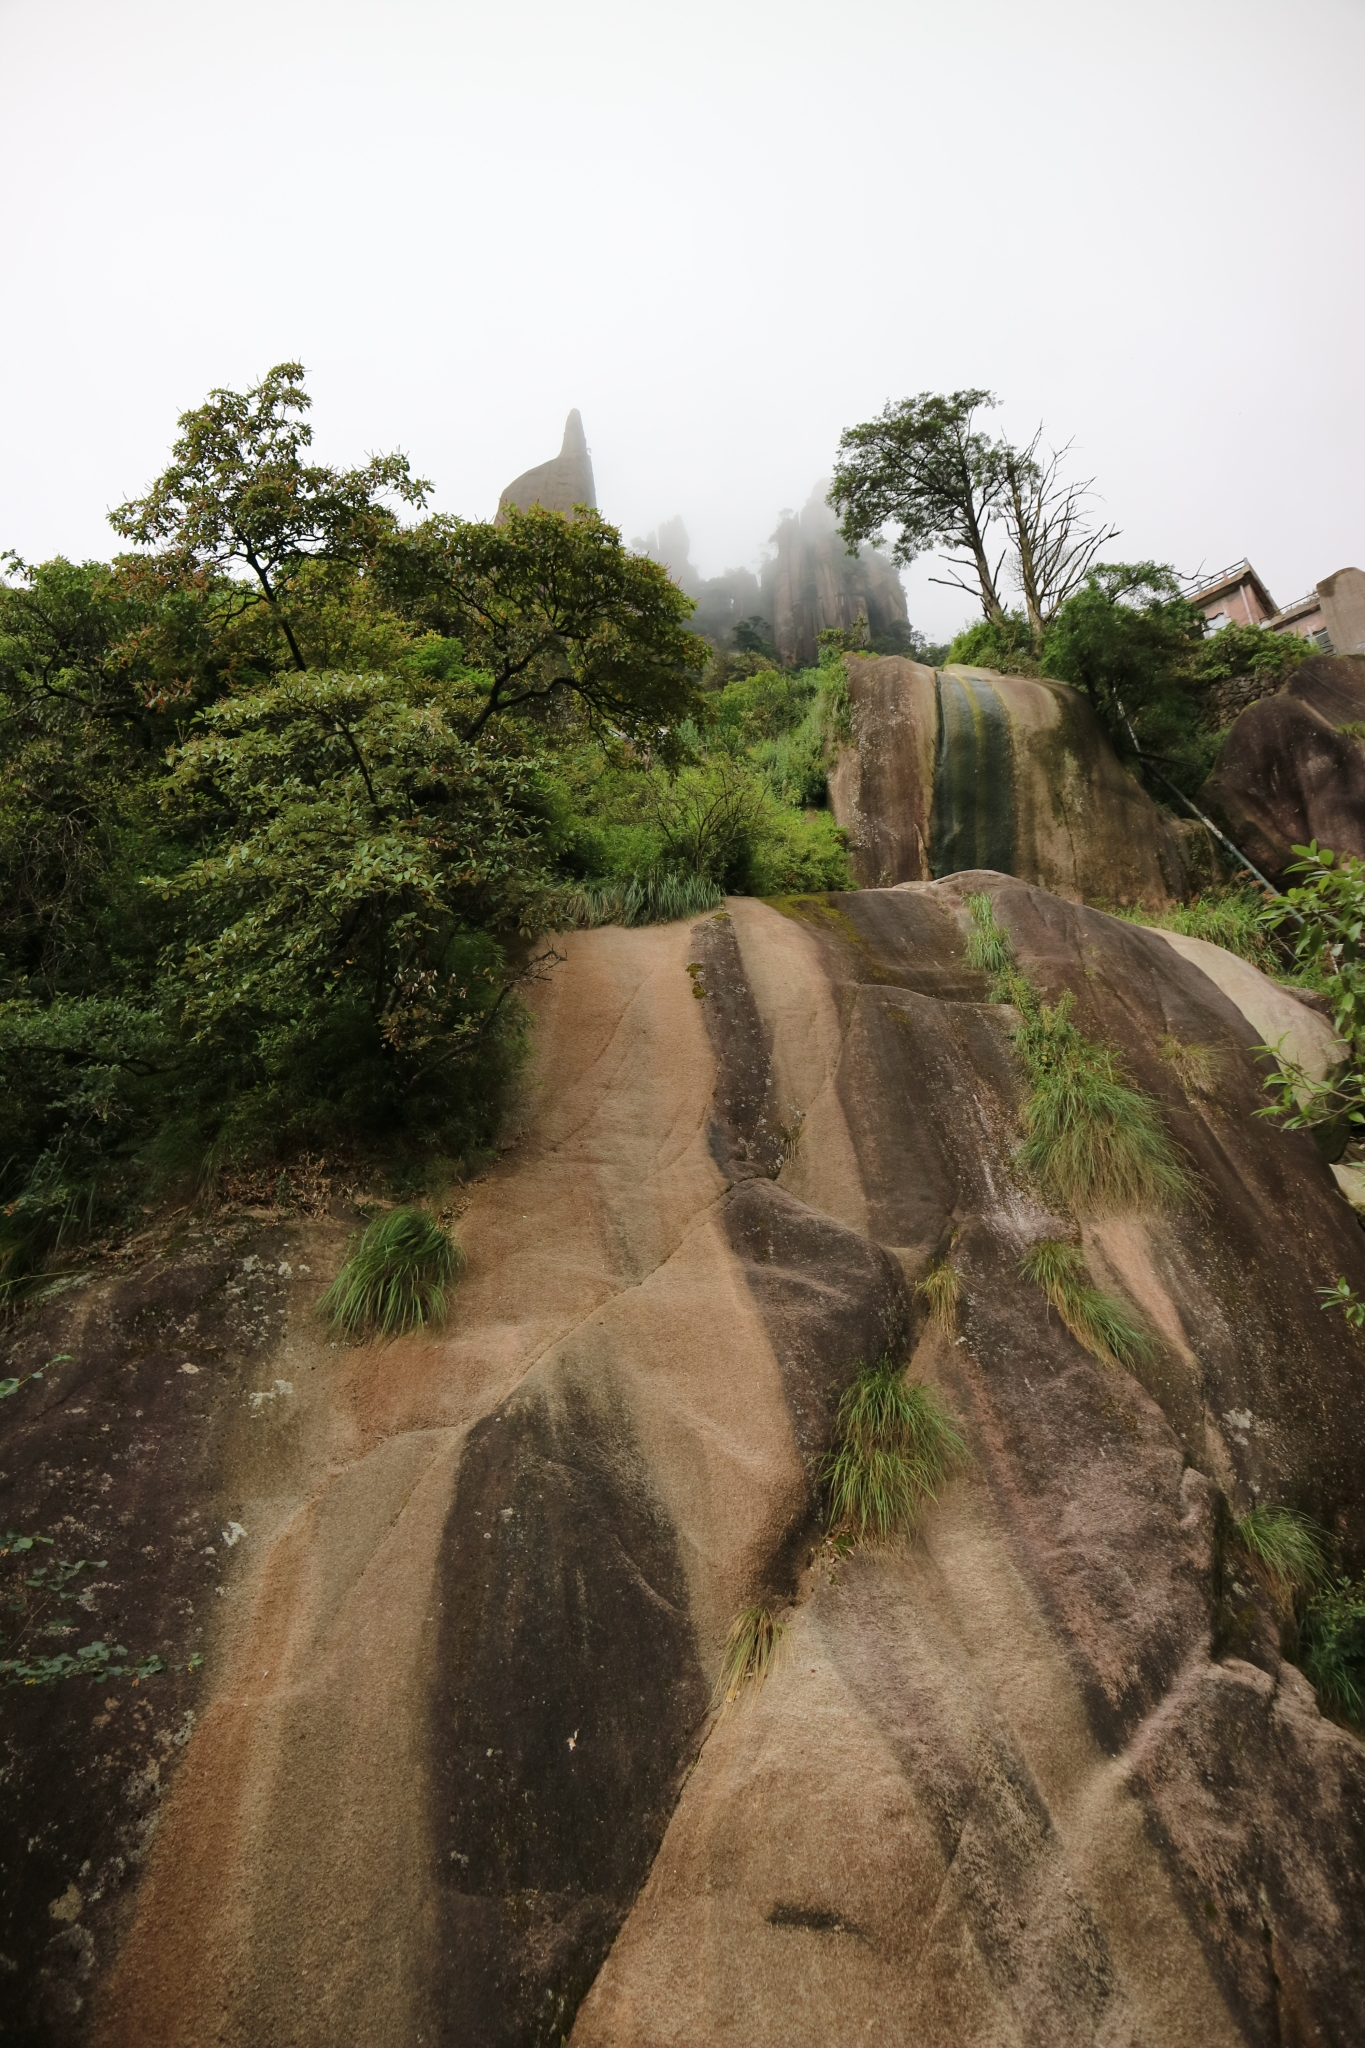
[915,1258,961,1332]
[824,1357,967,1545]
[1020,1239,1156,1369]
[966,892,1191,1214]
[712,1603,787,1710]
[319,1206,463,1339]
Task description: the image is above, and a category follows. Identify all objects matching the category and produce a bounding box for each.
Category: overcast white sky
[1,0,1361,640]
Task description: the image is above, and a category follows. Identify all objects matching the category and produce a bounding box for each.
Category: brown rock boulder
[6,888,1365,2046]
[1202,654,1365,882]
[829,655,1186,904]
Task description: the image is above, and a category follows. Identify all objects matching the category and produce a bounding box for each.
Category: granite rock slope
[827,655,1187,903]
[4,881,1364,2047]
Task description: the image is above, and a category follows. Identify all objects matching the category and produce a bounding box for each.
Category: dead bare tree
[1003,432,1120,646]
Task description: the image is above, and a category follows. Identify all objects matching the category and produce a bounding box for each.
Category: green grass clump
[916,1259,961,1332]
[965,891,1015,979]
[712,1603,786,1710]
[319,1206,463,1338]
[1109,889,1275,971]
[1300,1577,1365,1728]
[1015,996,1192,1214]
[824,1358,967,1544]
[1020,1239,1157,1369]
[562,866,724,929]
[1233,1503,1328,1603]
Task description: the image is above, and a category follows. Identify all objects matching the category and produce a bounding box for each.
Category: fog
[1,0,1361,642]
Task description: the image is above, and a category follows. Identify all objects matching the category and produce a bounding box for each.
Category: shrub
[916,1259,961,1332]
[319,1206,463,1338]
[1300,1577,1365,1728]
[1233,1503,1328,1605]
[1020,1239,1156,1369]
[712,1603,786,1710]
[1015,996,1191,1214]
[824,1358,966,1544]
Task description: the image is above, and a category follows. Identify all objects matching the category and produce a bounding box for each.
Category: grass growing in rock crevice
[1020,1239,1157,1369]
[319,1206,464,1339]
[965,891,1192,1216]
[1229,1502,1365,1729]
[916,1259,961,1332]
[1233,1503,1328,1607]
[824,1358,967,1544]
[712,1603,786,1710]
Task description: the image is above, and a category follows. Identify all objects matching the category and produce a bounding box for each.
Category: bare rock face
[1202,654,1365,882]
[5,886,1365,2046]
[828,655,1186,904]
[762,489,909,668]
[496,409,596,522]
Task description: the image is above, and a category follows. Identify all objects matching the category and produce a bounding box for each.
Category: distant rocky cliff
[639,487,910,665]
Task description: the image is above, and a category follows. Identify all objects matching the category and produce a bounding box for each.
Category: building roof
[1187,558,1278,618]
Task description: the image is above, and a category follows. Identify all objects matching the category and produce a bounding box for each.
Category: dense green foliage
[0,367,853,1277]
[946,562,1311,795]
[1260,843,1365,1132]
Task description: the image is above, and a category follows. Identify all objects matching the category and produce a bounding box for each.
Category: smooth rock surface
[828,656,1185,904]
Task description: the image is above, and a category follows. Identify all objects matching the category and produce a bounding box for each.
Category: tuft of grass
[712,1603,786,1710]
[1020,1239,1157,1369]
[824,1358,967,1544]
[1300,1577,1365,1727]
[1234,1503,1329,1604]
[1109,889,1277,972]
[965,892,1015,979]
[1015,996,1192,1214]
[562,867,724,929]
[916,1259,962,1332]
[318,1206,463,1339]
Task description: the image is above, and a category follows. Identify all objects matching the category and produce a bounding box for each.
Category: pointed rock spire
[496,410,597,522]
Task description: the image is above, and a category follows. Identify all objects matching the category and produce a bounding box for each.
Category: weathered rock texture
[497,410,596,522]
[1203,654,1365,882]
[828,654,1186,903]
[4,882,1365,2046]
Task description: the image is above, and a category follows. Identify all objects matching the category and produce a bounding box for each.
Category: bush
[712,1603,786,1710]
[1300,1577,1365,1728]
[824,1358,966,1544]
[319,1207,463,1338]
[1020,1239,1156,1369]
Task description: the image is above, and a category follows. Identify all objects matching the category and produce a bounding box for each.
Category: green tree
[374,504,707,752]
[831,389,1011,623]
[153,666,556,1151]
[110,362,429,675]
